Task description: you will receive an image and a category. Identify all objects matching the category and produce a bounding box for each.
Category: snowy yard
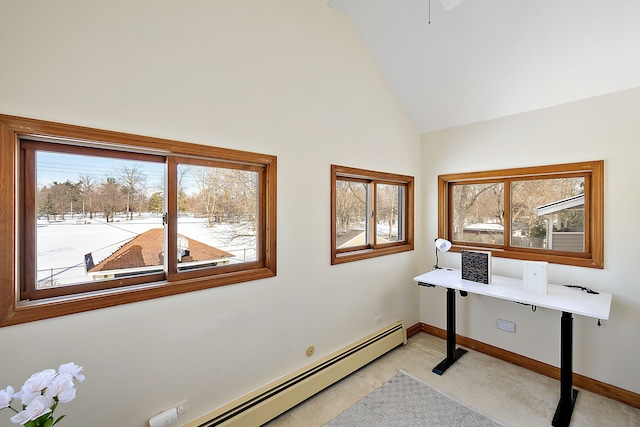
[36,213,256,287]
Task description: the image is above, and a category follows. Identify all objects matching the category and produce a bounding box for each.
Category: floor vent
[185,321,406,427]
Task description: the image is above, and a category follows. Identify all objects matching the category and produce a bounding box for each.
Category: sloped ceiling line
[329,0,640,133]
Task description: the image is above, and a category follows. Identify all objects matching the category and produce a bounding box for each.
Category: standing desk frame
[414,268,612,427]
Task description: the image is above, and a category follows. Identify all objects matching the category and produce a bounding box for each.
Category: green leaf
[52,414,66,426]
[22,413,54,427]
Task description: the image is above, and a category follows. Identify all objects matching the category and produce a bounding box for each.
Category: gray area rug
[323,370,504,427]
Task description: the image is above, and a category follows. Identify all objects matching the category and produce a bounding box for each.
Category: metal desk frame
[414,268,612,427]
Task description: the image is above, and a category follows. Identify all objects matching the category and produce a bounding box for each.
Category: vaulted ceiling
[329,0,640,133]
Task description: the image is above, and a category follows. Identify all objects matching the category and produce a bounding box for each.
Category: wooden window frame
[438,160,604,269]
[20,140,169,300]
[331,165,414,265]
[0,114,277,327]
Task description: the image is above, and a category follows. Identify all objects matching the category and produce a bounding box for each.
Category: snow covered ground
[36,213,256,287]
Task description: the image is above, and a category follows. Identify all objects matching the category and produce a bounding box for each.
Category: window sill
[332,243,414,265]
[2,267,276,328]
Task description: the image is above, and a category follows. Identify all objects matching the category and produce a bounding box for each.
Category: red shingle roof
[88,228,234,272]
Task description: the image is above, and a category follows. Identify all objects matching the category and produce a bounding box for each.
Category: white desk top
[414,268,612,320]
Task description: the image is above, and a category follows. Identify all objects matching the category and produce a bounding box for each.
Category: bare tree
[136,181,149,216]
[78,174,98,219]
[335,180,366,231]
[454,177,584,248]
[177,166,188,213]
[219,169,257,224]
[452,183,503,243]
[117,165,145,220]
[39,180,80,221]
[188,166,222,228]
[376,184,399,240]
[512,177,584,247]
[99,177,125,222]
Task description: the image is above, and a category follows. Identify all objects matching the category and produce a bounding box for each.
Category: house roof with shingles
[88,228,234,272]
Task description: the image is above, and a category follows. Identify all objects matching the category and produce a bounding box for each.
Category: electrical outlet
[149,408,177,427]
[497,319,516,333]
[149,400,187,427]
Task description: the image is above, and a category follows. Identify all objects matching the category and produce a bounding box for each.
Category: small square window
[332,165,414,264]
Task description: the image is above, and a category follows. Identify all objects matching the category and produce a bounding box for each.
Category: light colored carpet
[323,370,505,427]
[266,334,640,427]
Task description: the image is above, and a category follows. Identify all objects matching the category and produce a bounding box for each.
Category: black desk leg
[433,287,467,375]
[552,311,578,427]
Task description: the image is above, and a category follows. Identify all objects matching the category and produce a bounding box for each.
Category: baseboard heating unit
[184,321,407,427]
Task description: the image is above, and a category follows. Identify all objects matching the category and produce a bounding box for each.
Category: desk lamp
[434,238,451,269]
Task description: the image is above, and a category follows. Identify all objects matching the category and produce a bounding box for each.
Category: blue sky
[37,151,165,190]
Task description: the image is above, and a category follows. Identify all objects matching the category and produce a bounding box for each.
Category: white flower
[0,385,14,409]
[14,369,56,405]
[45,374,76,403]
[58,363,85,383]
[2,363,85,426]
[10,395,53,425]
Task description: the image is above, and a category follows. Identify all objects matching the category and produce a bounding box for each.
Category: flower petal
[45,375,76,403]
[0,385,14,408]
[58,363,85,383]
[9,395,53,425]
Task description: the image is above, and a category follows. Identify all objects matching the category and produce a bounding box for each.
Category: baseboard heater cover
[184,321,407,427]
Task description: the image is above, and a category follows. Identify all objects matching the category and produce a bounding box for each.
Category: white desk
[414,268,612,427]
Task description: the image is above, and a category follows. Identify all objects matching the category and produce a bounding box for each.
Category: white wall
[421,87,640,395]
[0,1,421,426]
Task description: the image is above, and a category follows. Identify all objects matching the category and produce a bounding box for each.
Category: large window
[438,161,604,268]
[0,115,277,327]
[332,165,414,264]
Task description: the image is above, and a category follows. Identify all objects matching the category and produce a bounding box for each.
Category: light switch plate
[523,261,548,294]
